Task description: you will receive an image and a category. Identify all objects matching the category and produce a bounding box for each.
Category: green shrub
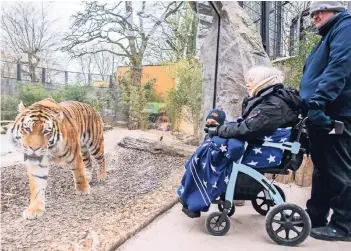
[17,83,48,106]
[117,70,164,129]
[165,57,202,134]
[49,84,89,102]
[144,78,164,103]
[1,95,21,120]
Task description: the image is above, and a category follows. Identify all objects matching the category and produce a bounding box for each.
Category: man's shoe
[310,226,351,242]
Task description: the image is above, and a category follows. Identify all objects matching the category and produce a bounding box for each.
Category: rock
[103,124,113,131]
[69,230,100,251]
[198,1,271,139]
[156,122,171,132]
[183,135,200,146]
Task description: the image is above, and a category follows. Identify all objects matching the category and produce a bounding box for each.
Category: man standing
[299,1,351,241]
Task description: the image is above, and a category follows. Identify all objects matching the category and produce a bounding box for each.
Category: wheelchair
[205,117,345,246]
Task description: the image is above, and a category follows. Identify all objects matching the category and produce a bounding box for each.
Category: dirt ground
[1,128,192,251]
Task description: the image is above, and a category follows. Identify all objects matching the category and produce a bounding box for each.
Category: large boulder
[198,2,271,139]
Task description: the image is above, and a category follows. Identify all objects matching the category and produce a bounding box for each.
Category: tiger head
[8,99,64,163]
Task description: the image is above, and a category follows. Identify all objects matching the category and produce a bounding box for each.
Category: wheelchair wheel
[217,202,235,217]
[206,212,231,236]
[252,185,286,216]
[265,203,311,246]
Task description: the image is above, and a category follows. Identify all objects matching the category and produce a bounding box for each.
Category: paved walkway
[118,184,350,251]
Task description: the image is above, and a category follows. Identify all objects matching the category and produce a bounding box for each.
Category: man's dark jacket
[299,10,351,118]
[217,84,302,140]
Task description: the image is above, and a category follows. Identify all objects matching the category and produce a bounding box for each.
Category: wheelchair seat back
[241,119,309,172]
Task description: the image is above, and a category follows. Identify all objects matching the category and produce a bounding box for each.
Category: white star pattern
[224,176,229,184]
[211,164,216,173]
[180,186,184,194]
[264,136,273,141]
[202,162,206,169]
[194,155,199,164]
[267,155,276,163]
[247,161,258,166]
[203,180,207,187]
[219,144,227,152]
[253,147,262,154]
[212,182,218,188]
[279,138,288,142]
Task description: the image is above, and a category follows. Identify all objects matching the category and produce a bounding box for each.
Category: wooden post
[17,63,21,81]
[109,75,113,88]
[65,71,68,84]
[41,68,46,83]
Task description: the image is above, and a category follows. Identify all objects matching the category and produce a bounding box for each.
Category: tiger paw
[22,204,45,219]
[75,183,91,195]
[96,171,107,182]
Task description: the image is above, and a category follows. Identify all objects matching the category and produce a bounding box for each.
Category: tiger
[7,98,106,219]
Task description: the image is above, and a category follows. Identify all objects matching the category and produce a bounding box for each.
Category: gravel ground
[1,137,188,250]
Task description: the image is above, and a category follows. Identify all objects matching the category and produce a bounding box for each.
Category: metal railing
[0,60,113,86]
[240,1,312,59]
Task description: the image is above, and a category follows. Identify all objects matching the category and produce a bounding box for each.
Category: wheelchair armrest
[261,141,301,154]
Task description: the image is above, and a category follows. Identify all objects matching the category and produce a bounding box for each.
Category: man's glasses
[311,11,323,19]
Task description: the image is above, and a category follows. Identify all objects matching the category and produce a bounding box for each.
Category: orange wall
[117,65,176,96]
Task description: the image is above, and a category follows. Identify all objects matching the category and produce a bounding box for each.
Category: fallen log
[117,136,196,157]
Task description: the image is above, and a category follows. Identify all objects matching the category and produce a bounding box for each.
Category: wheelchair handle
[329,120,344,135]
[298,117,344,135]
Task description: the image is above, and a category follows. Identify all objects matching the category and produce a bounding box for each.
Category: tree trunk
[127,61,143,130]
[118,136,195,157]
[28,54,36,82]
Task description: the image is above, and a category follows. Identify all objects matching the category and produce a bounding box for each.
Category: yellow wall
[117,65,176,96]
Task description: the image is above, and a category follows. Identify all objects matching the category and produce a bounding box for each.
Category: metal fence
[240,1,312,59]
[0,60,113,86]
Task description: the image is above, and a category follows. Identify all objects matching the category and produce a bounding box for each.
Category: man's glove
[307,109,332,127]
[204,126,219,138]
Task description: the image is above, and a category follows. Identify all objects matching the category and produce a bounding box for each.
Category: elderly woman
[208,65,302,140]
[178,65,302,218]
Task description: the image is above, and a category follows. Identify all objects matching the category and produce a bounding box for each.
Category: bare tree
[1,2,58,82]
[62,1,183,84]
[145,2,198,63]
[61,1,183,128]
[92,45,115,81]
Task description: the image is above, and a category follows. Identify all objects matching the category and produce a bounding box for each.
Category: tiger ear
[55,110,64,122]
[18,101,26,113]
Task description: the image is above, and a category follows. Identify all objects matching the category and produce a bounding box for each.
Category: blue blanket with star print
[177,128,291,212]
